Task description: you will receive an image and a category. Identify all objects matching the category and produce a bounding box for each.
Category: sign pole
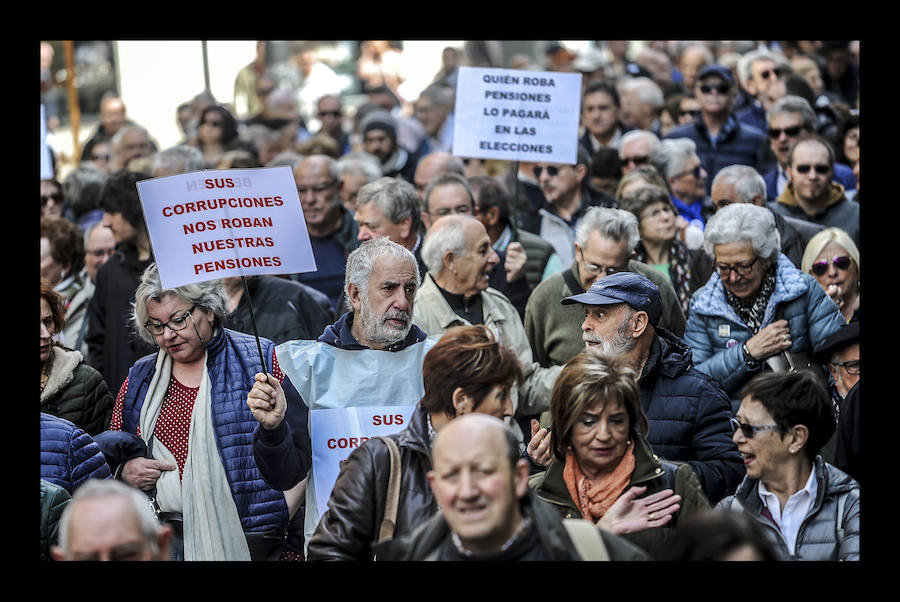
[511,160,520,243]
[240,275,268,376]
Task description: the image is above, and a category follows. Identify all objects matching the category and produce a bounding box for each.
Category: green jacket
[524,259,687,369]
[40,479,71,561]
[529,434,710,560]
[40,346,115,436]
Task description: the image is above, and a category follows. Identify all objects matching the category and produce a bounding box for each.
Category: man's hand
[526,419,552,468]
[246,372,287,431]
[122,457,177,491]
[504,242,528,283]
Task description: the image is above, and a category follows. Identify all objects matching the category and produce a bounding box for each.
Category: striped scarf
[724,264,777,334]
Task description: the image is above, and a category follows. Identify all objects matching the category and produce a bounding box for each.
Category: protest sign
[137,167,316,289]
[451,66,583,164]
[41,105,53,180]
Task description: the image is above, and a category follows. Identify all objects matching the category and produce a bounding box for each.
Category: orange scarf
[563,441,636,523]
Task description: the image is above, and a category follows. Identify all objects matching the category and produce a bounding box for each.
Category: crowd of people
[41,39,860,563]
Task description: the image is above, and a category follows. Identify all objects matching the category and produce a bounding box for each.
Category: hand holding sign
[247,372,287,431]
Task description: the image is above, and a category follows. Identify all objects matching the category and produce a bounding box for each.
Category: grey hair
[56,479,166,557]
[619,129,661,154]
[737,48,782,88]
[265,151,304,170]
[357,177,423,233]
[711,164,767,204]
[82,220,110,248]
[345,236,419,304]
[418,84,453,108]
[152,145,205,175]
[651,138,697,180]
[575,207,641,254]
[63,164,107,217]
[240,124,283,147]
[767,95,817,132]
[619,76,664,109]
[337,152,383,182]
[423,172,474,213]
[111,124,149,151]
[420,214,474,275]
[703,203,781,261]
[132,262,229,345]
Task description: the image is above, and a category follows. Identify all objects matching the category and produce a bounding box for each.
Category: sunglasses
[795,163,830,175]
[768,125,803,139]
[620,155,649,167]
[41,193,62,206]
[810,255,852,276]
[674,164,703,179]
[759,67,783,80]
[533,165,568,178]
[318,110,341,118]
[699,84,730,95]
[730,418,780,439]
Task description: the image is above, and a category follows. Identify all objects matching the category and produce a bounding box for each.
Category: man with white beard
[553,271,744,504]
[247,237,433,550]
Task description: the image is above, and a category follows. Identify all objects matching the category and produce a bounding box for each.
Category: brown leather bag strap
[377,436,402,542]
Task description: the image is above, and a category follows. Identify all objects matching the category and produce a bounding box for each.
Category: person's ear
[631,310,650,338]
[398,216,413,240]
[452,387,470,415]
[443,250,457,277]
[574,163,588,184]
[513,459,530,499]
[788,424,810,455]
[347,282,363,312]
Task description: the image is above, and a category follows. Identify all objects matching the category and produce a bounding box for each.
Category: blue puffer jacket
[118,327,309,535]
[684,254,845,409]
[639,329,745,503]
[40,412,111,494]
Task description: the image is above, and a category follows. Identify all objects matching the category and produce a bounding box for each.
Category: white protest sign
[137,167,316,289]
[451,66,582,164]
[40,105,53,180]
[309,405,417,520]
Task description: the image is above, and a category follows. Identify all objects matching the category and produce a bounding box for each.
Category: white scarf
[139,349,251,561]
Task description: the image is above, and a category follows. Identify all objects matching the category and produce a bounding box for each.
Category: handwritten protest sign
[451,66,583,164]
[137,167,316,289]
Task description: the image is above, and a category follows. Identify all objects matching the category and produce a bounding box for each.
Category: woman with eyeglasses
[717,370,859,560]
[96,263,310,561]
[529,349,710,560]
[189,104,241,169]
[802,228,859,323]
[684,203,845,413]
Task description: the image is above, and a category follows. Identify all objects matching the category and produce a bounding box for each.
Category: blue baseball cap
[697,63,735,87]
[561,272,662,327]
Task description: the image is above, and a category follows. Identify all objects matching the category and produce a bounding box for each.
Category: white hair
[344,237,419,304]
[711,164,767,203]
[703,203,781,261]
[575,207,640,254]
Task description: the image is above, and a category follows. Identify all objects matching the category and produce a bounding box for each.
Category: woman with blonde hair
[801,228,859,322]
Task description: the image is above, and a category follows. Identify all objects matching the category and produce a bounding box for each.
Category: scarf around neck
[724,263,776,334]
[563,440,636,523]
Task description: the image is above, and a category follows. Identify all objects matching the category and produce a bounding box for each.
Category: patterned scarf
[724,263,777,334]
[633,239,693,315]
[562,441,636,523]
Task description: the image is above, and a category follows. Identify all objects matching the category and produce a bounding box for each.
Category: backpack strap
[562,518,609,561]
[377,436,402,542]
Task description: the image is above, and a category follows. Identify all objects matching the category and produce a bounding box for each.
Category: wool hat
[359,109,397,141]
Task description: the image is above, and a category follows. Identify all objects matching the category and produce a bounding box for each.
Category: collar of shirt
[757,464,819,555]
[495,224,513,253]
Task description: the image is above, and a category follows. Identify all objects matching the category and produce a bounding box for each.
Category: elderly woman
[98,263,310,561]
[300,324,524,561]
[717,371,859,560]
[802,228,859,323]
[41,284,114,436]
[529,349,710,560]
[684,204,846,412]
[190,104,241,169]
[620,185,694,316]
[41,216,92,357]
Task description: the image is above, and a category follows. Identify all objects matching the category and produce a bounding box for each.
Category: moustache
[382,310,410,325]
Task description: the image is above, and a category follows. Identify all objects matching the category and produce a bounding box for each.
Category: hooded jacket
[41,346,115,436]
[771,181,859,247]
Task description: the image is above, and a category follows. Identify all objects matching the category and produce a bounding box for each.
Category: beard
[582,318,636,354]
[358,298,412,346]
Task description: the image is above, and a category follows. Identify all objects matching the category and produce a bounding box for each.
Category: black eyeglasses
[699,84,730,95]
[533,165,568,178]
[759,68,783,80]
[810,255,852,276]
[768,125,803,139]
[795,163,830,175]
[41,193,62,206]
[715,256,759,278]
[673,164,703,179]
[579,250,625,276]
[318,110,341,118]
[730,418,780,438]
[144,304,196,336]
[620,155,649,167]
[830,359,860,375]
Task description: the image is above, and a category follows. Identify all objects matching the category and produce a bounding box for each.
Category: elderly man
[762,95,856,202]
[355,176,426,275]
[82,222,116,285]
[525,206,685,371]
[290,154,360,312]
[415,215,561,439]
[151,144,205,178]
[360,109,418,183]
[578,81,633,158]
[336,151,382,213]
[374,413,648,561]
[51,479,171,561]
[559,272,744,503]
[248,237,433,547]
[110,124,156,172]
[650,137,714,233]
[688,164,824,292]
[618,76,665,136]
[619,130,661,175]
[413,150,464,202]
[735,49,787,133]
[314,94,351,156]
[81,94,130,163]
[771,135,859,248]
[414,84,455,157]
[664,64,767,193]
[532,147,617,267]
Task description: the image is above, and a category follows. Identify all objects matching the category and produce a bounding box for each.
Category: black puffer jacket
[306,404,435,560]
[40,346,115,436]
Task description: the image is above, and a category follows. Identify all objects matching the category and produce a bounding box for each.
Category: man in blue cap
[664,63,767,194]
[557,271,744,503]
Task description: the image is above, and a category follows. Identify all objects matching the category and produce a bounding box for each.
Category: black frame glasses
[730,418,780,439]
[144,304,197,336]
[715,256,759,279]
[830,359,860,375]
[810,255,852,276]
